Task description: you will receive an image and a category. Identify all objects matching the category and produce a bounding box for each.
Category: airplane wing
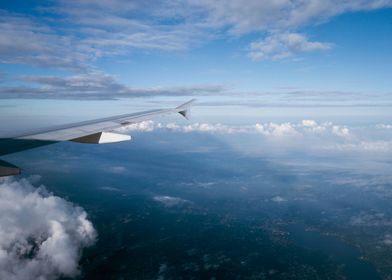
[0,99,195,177]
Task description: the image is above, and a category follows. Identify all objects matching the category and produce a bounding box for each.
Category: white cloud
[187,0,392,34]
[120,121,250,134]
[119,120,392,154]
[122,120,155,132]
[301,119,326,133]
[0,177,96,280]
[167,122,245,134]
[1,0,391,72]
[0,73,226,99]
[249,33,332,60]
[255,122,301,137]
[153,196,189,207]
[0,12,89,70]
[331,125,351,138]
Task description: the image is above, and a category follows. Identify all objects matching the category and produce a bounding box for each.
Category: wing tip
[176,99,196,120]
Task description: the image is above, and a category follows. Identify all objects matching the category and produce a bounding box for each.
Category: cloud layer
[0,1,391,99]
[0,177,96,280]
[0,72,226,99]
[1,0,391,70]
[249,33,332,60]
[121,120,392,154]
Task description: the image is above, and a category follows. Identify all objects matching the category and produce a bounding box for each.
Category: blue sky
[0,0,392,101]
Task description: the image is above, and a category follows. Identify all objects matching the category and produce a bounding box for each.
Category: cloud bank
[121,120,392,154]
[0,177,96,280]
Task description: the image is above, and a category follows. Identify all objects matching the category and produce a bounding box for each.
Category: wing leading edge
[0,99,196,177]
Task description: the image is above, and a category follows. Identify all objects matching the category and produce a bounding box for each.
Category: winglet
[176,99,196,120]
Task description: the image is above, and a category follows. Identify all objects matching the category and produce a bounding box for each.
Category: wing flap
[72,132,131,144]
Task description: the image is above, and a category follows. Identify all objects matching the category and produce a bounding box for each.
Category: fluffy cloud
[249,33,332,60]
[164,122,246,134]
[255,120,354,139]
[120,121,250,134]
[255,122,301,137]
[0,177,96,280]
[331,125,351,138]
[120,120,392,154]
[121,119,352,138]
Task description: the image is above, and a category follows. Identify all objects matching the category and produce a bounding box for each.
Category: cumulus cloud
[123,119,363,139]
[120,120,392,154]
[255,120,354,139]
[301,119,327,133]
[164,122,247,134]
[331,125,351,138]
[120,121,250,134]
[249,33,332,60]
[121,119,353,139]
[255,122,301,137]
[0,177,96,280]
